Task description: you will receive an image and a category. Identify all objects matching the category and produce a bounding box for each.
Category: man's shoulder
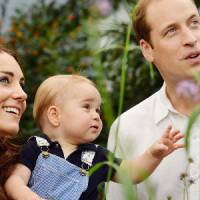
[107,89,162,153]
[109,89,161,135]
[121,89,160,119]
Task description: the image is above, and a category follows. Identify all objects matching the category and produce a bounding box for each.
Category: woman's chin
[0,126,19,137]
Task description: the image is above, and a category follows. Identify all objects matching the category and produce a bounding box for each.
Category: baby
[5,75,184,200]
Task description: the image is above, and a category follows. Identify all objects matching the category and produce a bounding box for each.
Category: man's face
[141,0,200,83]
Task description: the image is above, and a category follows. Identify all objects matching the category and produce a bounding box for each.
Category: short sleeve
[93,145,122,182]
[19,137,40,172]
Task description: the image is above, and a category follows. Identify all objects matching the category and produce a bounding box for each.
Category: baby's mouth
[90,125,99,130]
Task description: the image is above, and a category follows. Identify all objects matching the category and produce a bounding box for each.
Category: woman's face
[0,52,27,137]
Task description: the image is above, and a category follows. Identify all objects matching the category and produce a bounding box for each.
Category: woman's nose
[12,83,27,101]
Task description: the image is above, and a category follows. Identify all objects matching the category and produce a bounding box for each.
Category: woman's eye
[0,77,9,84]
[20,82,25,91]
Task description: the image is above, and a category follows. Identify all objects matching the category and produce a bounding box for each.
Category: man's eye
[165,27,176,36]
[191,19,200,27]
[0,77,9,84]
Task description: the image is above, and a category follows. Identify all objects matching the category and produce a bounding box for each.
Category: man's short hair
[133,0,197,44]
[133,0,153,43]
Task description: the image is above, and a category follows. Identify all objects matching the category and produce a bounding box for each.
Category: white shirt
[107,84,200,200]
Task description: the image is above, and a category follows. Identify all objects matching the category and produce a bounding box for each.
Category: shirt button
[56,143,59,147]
[192,134,198,140]
[190,168,198,176]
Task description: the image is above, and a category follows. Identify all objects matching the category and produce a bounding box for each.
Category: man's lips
[183,51,200,65]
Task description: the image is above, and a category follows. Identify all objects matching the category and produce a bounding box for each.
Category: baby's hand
[149,126,184,160]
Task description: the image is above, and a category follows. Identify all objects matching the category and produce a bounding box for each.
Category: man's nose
[182,27,198,47]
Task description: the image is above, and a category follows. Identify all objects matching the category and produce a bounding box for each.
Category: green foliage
[85,2,163,113]
[194,0,200,7]
[6,0,93,142]
[2,0,200,199]
[3,0,162,145]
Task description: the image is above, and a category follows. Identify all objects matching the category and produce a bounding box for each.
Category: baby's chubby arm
[113,126,184,183]
[5,164,45,200]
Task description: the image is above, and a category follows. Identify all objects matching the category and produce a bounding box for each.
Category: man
[107,0,200,199]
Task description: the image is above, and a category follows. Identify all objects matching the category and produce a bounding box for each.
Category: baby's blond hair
[33,74,95,129]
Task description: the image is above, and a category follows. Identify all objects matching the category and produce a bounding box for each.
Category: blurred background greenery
[0,0,200,199]
[0,0,199,147]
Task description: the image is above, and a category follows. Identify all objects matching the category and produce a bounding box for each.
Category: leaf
[149,63,155,80]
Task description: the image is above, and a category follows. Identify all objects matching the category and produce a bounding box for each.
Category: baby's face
[57,82,103,144]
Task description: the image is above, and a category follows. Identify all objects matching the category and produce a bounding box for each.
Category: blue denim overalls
[28,137,96,200]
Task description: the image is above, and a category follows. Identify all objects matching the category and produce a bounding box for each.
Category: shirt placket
[188,123,200,200]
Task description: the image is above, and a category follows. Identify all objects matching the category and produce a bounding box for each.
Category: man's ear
[140,39,154,63]
[47,106,60,127]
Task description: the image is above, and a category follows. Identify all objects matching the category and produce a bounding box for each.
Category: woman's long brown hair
[0,46,21,200]
[0,138,20,200]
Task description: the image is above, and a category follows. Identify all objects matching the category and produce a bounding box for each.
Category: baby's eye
[96,108,102,116]
[0,77,9,84]
[83,103,90,109]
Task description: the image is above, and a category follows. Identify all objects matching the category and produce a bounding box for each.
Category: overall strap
[80,145,98,175]
[81,151,96,167]
[34,136,50,147]
[31,136,50,158]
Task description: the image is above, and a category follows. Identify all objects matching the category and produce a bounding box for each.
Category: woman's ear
[140,39,154,63]
[47,106,60,127]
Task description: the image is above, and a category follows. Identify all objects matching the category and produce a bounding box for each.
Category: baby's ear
[47,105,60,127]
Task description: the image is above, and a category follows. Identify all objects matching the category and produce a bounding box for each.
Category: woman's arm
[5,164,44,200]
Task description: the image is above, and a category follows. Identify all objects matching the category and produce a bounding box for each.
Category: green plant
[6,0,93,142]
[4,0,200,199]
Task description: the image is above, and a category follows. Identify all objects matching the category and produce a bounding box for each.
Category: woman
[0,46,27,199]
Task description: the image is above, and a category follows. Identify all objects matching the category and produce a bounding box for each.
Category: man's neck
[166,83,200,116]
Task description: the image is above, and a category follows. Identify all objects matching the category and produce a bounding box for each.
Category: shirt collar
[79,143,99,151]
[40,133,98,151]
[154,83,179,124]
[41,134,59,146]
